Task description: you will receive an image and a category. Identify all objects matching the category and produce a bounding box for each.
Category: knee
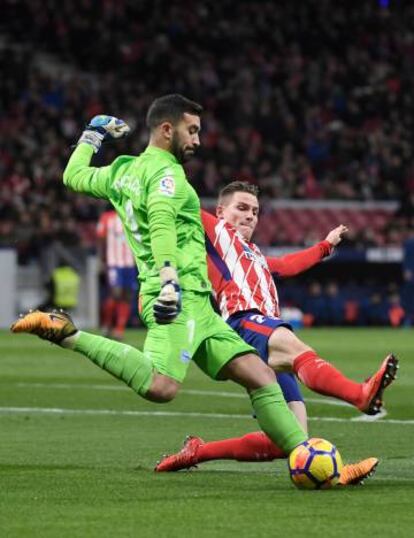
[258,362,279,384]
[145,374,180,403]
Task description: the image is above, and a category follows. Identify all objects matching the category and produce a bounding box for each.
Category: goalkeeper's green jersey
[63,144,211,295]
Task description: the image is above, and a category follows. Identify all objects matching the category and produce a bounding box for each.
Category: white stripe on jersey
[219,293,229,320]
[213,219,229,250]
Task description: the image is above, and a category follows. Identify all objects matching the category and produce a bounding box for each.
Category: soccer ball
[288,438,343,490]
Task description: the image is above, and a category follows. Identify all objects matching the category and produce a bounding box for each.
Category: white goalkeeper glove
[77,115,130,153]
[153,263,182,325]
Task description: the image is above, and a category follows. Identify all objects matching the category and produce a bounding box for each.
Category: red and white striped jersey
[202,210,281,319]
[201,210,331,320]
[97,210,135,268]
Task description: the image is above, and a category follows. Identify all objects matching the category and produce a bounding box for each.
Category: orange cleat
[338,457,379,486]
[358,354,399,415]
[155,436,204,472]
[10,309,77,344]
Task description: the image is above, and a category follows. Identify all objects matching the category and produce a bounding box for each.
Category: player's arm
[147,167,188,269]
[147,167,187,324]
[267,225,348,278]
[63,115,130,198]
[63,145,112,199]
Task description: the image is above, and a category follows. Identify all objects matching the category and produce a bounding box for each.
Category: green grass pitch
[1,328,413,537]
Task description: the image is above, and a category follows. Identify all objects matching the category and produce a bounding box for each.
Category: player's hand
[77,115,130,153]
[153,264,182,324]
[325,225,348,246]
[153,281,182,324]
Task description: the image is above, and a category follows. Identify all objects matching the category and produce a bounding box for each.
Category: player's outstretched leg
[268,328,399,416]
[155,432,285,472]
[11,309,154,398]
[155,433,379,487]
[292,351,399,415]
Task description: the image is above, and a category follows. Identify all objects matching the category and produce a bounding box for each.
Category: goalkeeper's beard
[171,133,196,164]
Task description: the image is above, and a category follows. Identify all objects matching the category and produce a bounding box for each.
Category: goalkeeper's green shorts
[140,291,257,383]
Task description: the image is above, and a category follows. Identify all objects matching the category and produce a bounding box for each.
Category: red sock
[293,350,362,407]
[101,297,116,328]
[197,432,286,463]
[115,300,131,333]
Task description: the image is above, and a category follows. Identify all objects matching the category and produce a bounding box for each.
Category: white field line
[180,469,414,481]
[14,382,350,407]
[0,406,413,425]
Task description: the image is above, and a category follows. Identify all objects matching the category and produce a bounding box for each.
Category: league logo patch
[159,175,175,196]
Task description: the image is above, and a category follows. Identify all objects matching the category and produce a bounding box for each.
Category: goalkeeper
[11,94,308,457]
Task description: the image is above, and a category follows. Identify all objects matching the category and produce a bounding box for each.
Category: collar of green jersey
[145,145,179,164]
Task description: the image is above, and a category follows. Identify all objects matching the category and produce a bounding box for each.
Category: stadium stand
[1,0,413,325]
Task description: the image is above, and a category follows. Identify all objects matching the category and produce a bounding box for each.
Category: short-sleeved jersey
[201,210,331,320]
[64,144,211,295]
[97,210,135,268]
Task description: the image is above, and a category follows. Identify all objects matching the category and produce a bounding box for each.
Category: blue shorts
[107,267,138,290]
[227,310,304,403]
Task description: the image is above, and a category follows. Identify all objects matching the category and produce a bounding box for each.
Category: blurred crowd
[280,279,410,328]
[1,0,414,262]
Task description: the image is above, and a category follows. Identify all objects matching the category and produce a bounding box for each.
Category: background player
[11,95,311,461]
[155,181,398,478]
[97,208,138,340]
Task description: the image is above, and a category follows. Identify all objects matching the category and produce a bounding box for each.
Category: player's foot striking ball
[10,309,77,344]
[288,438,343,490]
[357,354,399,415]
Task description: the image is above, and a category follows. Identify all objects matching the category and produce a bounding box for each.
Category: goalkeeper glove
[153,263,182,325]
[77,115,130,153]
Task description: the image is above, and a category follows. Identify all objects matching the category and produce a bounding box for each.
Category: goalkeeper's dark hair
[146,94,203,130]
[218,181,260,203]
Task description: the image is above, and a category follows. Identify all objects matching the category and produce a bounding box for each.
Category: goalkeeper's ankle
[60,331,81,349]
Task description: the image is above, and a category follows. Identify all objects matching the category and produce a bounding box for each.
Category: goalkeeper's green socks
[63,331,153,397]
[250,384,307,454]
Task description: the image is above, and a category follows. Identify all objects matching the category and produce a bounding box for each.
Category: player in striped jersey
[202,181,397,415]
[202,181,398,417]
[155,181,398,479]
[97,209,137,340]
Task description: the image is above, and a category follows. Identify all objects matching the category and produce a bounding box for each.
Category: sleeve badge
[159,176,175,196]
